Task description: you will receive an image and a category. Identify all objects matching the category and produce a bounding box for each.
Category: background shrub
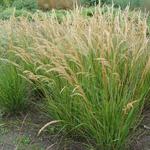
[12,0,38,12]
[0,0,14,7]
[81,0,99,5]
[82,0,142,8]
[0,8,30,20]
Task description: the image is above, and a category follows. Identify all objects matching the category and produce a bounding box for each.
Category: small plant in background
[0,8,31,20]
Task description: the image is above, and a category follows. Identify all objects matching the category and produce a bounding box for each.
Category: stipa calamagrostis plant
[1,6,150,149]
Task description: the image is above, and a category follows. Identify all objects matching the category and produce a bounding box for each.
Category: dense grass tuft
[0,62,29,114]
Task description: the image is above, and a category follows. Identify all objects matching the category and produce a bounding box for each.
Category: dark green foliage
[82,0,141,8]
[81,0,99,5]
[12,0,38,11]
[0,0,14,7]
[0,0,37,11]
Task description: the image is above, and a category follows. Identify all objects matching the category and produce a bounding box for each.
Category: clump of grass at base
[0,62,29,114]
[1,6,150,150]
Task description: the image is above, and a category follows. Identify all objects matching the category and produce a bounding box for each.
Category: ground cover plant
[0,6,149,149]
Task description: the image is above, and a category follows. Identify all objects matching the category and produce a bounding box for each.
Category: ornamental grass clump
[1,7,150,149]
[0,62,29,114]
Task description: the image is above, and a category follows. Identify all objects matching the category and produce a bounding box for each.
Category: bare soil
[0,109,85,150]
[130,108,150,150]
[0,108,150,150]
